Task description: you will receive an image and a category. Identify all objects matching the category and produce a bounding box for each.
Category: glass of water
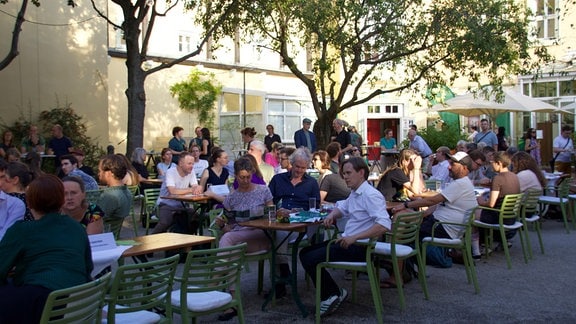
[309,198,317,211]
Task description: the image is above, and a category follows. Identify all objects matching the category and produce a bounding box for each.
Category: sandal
[217,307,237,321]
[380,280,402,289]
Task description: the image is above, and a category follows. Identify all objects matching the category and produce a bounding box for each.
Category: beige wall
[0,1,109,146]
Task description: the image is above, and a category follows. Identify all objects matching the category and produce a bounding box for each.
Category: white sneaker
[332,288,348,313]
[319,295,339,317]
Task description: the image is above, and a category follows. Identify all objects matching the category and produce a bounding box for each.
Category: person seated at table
[456,140,468,153]
[1,161,35,221]
[480,146,497,180]
[0,175,93,324]
[312,150,332,184]
[97,154,133,239]
[199,148,229,191]
[320,173,351,204]
[300,157,391,317]
[61,176,104,235]
[156,148,176,181]
[0,130,15,159]
[206,157,274,321]
[19,124,45,154]
[278,146,296,173]
[23,151,44,178]
[390,151,478,286]
[60,154,99,191]
[510,151,546,192]
[130,147,155,192]
[467,149,488,186]
[377,149,424,201]
[70,148,95,178]
[117,153,140,187]
[5,147,20,162]
[326,142,341,174]
[269,148,321,296]
[248,140,275,184]
[265,141,282,172]
[425,146,451,186]
[190,144,209,179]
[473,151,521,257]
[153,152,202,234]
[232,154,265,189]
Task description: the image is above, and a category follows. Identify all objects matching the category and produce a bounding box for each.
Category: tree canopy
[209,0,547,148]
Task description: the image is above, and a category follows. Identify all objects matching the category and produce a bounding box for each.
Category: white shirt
[336,181,391,237]
[157,167,198,207]
[434,177,478,239]
[429,160,451,184]
[553,135,573,162]
[193,160,209,179]
[517,170,543,192]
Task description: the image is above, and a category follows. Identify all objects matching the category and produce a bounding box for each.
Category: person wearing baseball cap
[294,118,317,152]
[387,151,477,286]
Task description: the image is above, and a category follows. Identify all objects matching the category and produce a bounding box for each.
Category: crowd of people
[0,118,568,322]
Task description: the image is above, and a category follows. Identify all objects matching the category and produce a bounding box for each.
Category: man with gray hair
[248,140,274,183]
[408,129,432,170]
[425,146,451,185]
[332,119,353,153]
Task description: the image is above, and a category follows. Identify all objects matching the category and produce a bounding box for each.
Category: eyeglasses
[474,161,483,167]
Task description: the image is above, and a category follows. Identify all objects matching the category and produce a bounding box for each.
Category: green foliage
[418,125,467,152]
[170,69,222,130]
[2,102,105,170]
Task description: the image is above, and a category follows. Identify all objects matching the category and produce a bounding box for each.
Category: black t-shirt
[335,130,351,149]
[264,134,281,152]
[320,174,351,203]
[376,168,410,201]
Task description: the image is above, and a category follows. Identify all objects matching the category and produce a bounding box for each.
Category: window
[529,0,558,40]
[368,105,380,113]
[178,35,192,53]
[385,105,399,113]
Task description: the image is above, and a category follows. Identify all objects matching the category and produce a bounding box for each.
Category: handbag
[550,138,571,172]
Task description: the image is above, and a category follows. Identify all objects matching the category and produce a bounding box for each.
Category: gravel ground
[120,207,576,323]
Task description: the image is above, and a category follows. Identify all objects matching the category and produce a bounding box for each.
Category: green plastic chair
[208,208,272,295]
[39,272,111,324]
[474,193,526,269]
[374,211,428,310]
[521,189,545,258]
[142,188,161,235]
[127,185,142,236]
[421,207,480,294]
[103,254,180,324]
[315,238,383,324]
[85,188,104,206]
[539,177,572,233]
[171,243,247,324]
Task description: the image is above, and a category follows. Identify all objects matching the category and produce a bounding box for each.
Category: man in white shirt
[552,125,574,174]
[425,146,451,185]
[299,157,391,317]
[153,152,202,234]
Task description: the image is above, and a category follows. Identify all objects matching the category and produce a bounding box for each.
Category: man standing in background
[294,118,317,152]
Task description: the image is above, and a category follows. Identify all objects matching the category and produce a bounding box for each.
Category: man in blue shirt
[474,119,498,151]
[294,118,317,153]
[60,154,99,191]
[47,124,73,172]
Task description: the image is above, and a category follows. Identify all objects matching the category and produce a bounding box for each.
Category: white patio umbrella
[558,101,576,114]
[431,88,558,119]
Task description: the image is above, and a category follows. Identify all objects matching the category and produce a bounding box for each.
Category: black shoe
[217,308,237,321]
[264,283,287,299]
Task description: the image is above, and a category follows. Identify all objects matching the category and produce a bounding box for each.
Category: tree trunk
[313,109,337,150]
[123,17,146,156]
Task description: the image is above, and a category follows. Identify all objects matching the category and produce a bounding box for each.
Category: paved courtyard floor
[119,206,576,323]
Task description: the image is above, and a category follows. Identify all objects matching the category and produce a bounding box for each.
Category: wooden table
[161,194,209,204]
[122,232,214,258]
[239,218,317,317]
[140,178,163,186]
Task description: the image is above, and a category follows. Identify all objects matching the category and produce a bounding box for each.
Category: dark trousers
[299,240,366,300]
[419,215,451,240]
[0,283,52,324]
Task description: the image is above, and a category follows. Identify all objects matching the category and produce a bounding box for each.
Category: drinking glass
[309,198,317,211]
[267,206,276,223]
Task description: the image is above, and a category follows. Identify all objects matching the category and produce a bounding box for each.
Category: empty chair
[539,177,572,233]
[103,254,179,323]
[521,189,545,258]
[142,188,161,235]
[39,273,111,324]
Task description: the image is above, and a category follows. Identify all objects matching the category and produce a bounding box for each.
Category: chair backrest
[39,272,111,324]
[522,189,542,218]
[424,180,441,191]
[105,254,180,321]
[179,243,247,298]
[143,188,161,212]
[207,208,224,247]
[85,189,104,205]
[498,193,524,223]
[557,179,570,199]
[388,211,423,251]
[127,185,140,197]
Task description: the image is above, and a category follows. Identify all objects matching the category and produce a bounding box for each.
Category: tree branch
[0,0,29,71]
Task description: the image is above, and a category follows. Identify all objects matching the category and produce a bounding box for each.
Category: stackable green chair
[422,207,479,294]
[171,243,247,324]
[521,189,545,258]
[208,208,271,295]
[142,188,161,235]
[374,211,428,310]
[474,193,526,269]
[39,273,111,324]
[103,255,179,323]
[539,178,572,233]
[127,185,143,236]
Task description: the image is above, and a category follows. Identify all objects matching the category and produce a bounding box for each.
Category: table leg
[261,230,309,318]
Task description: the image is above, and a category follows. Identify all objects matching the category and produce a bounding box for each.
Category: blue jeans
[299,240,366,300]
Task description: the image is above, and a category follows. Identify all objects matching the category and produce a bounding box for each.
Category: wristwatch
[404,201,410,209]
